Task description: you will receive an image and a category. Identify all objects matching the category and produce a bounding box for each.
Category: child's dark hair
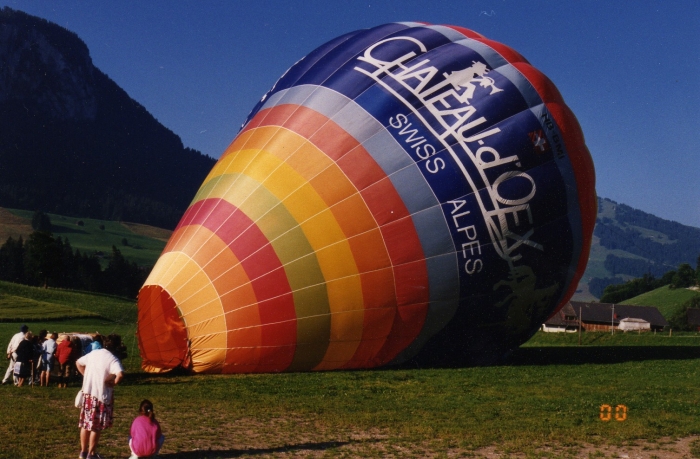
[139,399,156,421]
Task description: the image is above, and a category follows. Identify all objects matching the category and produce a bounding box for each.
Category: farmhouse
[541,302,579,332]
[542,301,667,332]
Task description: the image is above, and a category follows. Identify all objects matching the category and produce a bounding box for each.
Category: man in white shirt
[3,324,28,385]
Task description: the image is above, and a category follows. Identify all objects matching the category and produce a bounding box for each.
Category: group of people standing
[3,325,84,387]
[3,326,164,458]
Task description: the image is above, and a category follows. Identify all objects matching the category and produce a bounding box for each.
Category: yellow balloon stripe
[193,175,331,369]
[203,129,373,369]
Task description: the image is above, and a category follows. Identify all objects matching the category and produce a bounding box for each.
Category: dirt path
[100,426,699,458]
[471,437,699,459]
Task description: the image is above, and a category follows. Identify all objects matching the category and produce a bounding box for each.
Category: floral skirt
[79,394,113,432]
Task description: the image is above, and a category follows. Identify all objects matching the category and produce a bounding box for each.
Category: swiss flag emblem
[528,130,550,153]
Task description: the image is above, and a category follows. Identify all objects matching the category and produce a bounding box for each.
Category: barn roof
[569,301,668,328]
[543,303,579,327]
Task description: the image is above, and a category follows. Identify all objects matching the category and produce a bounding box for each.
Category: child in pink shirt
[128,400,165,459]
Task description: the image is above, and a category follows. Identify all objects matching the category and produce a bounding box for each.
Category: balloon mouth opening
[137,285,190,373]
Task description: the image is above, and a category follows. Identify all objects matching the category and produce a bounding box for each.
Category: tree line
[599,257,700,304]
[0,215,147,298]
[599,256,700,331]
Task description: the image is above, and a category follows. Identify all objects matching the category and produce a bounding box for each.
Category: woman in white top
[76,335,124,459]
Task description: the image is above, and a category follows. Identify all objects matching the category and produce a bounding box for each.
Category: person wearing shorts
[40,332,57,386]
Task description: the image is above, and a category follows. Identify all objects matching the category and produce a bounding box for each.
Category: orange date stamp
[600,404,627,421]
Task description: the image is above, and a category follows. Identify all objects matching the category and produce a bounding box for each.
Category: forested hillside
[577,198,700,300]
[0,8,215,229]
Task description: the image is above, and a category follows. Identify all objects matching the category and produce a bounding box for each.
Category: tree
[600,273,661,303]
[667,296,700,331]
[74,249,102,292]
[102,246,145,298]
[55,237,78,289]
[0,236,26,283]
[670,263,695,289]
[24,231,62,287]
[0,229,149,298]
[660,270,676,286]
[31,210,52,232]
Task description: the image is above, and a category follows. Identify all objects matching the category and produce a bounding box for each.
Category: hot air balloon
[137,22,596,373]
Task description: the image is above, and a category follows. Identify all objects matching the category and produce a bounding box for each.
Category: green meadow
[4,209,170,268]
[1,281,699,458]
[621,285,700,318]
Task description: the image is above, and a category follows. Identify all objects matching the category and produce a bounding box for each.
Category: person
[55,334,74,388]
[13,331,34,387]
[87,339,101,354]
[40,332,57,386]
[76,335,124,459]
[105,333,128,361]
[30,333,42,386]
[2,324,28,385]
[128,399,165,459]
[69,335,83,381]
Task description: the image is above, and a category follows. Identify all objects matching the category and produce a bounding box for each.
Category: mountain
[0,8,216,229]
[574,197,700,301]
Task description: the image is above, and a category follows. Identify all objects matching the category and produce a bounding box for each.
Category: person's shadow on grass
[156,439,374,458]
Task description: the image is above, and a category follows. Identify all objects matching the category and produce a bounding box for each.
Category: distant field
[623,285,700,317]
[0,207,32,243]
[1,282,699,458]
[4,208,169,267]
[120,221,172,241]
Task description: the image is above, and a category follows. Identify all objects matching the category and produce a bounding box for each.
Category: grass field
[623,285,700,318]
[3,208,170,268]
[1,281,699,458]
[0,281,137,323]
[0,293,99,321]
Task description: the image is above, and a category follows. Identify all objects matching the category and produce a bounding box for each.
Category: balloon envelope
[137,22,596,373]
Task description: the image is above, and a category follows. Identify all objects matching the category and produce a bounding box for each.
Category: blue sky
[6,0,700,228]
